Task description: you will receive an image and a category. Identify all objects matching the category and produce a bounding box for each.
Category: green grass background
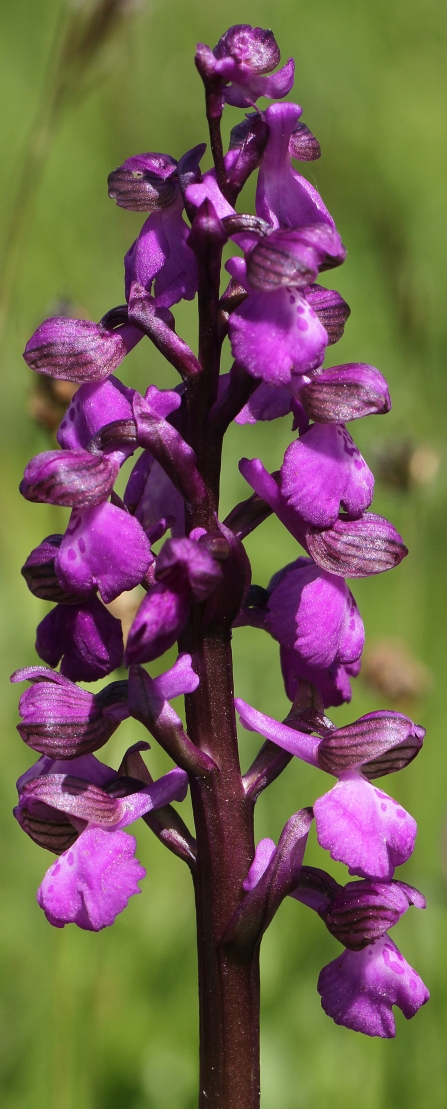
[1,1,447,1105]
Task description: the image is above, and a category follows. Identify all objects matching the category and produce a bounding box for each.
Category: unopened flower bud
[12,667,129,759]
[213,24,281,73]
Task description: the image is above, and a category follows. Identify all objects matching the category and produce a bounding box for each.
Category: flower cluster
[15,22,428,1040]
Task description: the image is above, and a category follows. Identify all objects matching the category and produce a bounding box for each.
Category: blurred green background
[1,0,447,1106]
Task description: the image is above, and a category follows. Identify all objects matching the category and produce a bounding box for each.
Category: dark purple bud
[306,513,408,578]
[14,801,78,855]
[317,711,425,777]
[321,879,426,951]
[226,113,269,200]
[213,25,280,74]
[36,597,123,682]
[155,537,222,601]
[188,198,228,257]
[23,316,141,383]
[12,666,129,759]
[20,449,119,508]
[246,225,346,292]
[128,283,201,380]
[21,534,91,604]
[289,122,321,161]
[107,152,178,212]
[199,523,252,628]
[304,283,351,345]
[125,584,190,665]
[302,364,391,423]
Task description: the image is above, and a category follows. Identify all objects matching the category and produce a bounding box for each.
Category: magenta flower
[265,557,364,669]
[54,502,152,604]
[244,841,428,1037]
[235,699,424,879]
[256,103,335,230]
[196,25,294,110]
[280,422,374,528]
[318,936,429,1037]
[36,596,124,682]
[15,753,187,930]
[227,257,328,386]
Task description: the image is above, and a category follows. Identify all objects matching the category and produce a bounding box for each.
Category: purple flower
[15,754,187,930]
[265,557,364,669]
[256,103,335,230]
[318,935,429,1037]
[11,665,129,758]
[227,257,328,386]
[54,502,152,604]
[125,538,221,664]
[23,316,142,383]
[195,27,294,110]
[57,376,135,461]
[279,650,360,708]
[124,453,185,538]
[125,194,197,309]
[280,423,374,528]
[36,596,123,682]
[239,458,408,577]
[235,699,424,879]
[245,841,428,1036]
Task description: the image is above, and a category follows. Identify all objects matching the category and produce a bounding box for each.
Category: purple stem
[180,203,261,1108]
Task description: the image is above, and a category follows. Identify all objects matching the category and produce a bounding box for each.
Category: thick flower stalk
[16,23,428,1109]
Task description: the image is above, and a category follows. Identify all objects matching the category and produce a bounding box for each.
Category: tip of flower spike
[213,25,280,74]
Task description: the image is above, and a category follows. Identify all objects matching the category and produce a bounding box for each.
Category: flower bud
[213,25,281,73]
[20,449,119,508]
[302,364,391,423]
[108,152,178,212]
[306,513,408,578]
[155,537,222,601]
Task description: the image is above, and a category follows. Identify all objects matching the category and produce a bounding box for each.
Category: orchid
[15,22,428,1109]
